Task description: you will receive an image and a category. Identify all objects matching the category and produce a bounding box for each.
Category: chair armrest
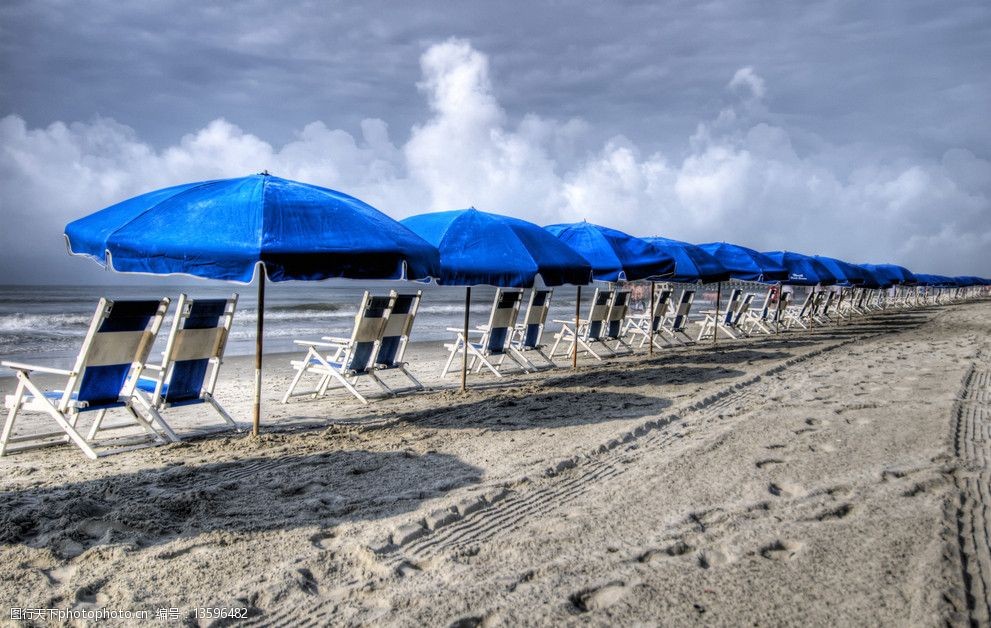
[294,339,346,348]
[142,363,164,371]
[552,319,586,325]
[320,336,351,345]
[446,327,484,334]
[1,361,73,376]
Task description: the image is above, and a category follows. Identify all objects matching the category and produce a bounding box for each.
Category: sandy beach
[1,301,989,626]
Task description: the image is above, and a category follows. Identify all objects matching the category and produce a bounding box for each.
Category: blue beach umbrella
[762,251,838,286]
[862,263,917,286]
[402,207,592,383]
[401,208,592,287]
[696,242,788,283]
[543,222,675,281]
[643,236,730,284]
[65,173,440,434]
[813,256,869,286]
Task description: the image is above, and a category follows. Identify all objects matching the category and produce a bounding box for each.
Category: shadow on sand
[0,449,482,555]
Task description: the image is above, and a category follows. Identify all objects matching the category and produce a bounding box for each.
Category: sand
[1,301,989,626]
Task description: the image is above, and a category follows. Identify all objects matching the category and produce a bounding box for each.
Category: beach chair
[604,290,634,352]
[658,288,696,344]
[1,298,173,459]
[742,287,775,335]
[813,291,835,324]
[282,292,394,404]
[370,291,424,391]
[783,291,814,329]
[772,291,791,330]
[442,289,526,377]
[550,288,615,360]
[508,289,555,370]
[695,288,745,341]
[124,294,240,438]
[623,288,673,349]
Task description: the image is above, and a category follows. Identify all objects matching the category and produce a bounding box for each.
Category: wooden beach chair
[783,291,814,329]
[127,294,240,438]
[658,288,696,344]
[695,287,744,341]
[370,291,424,392]
[623,288,673,349]
[550,288,615,360]
[442,289,526,377]
[508,289,555,370]
[604,290,634,353]
[742,287,775,335]
[1,298,173,459]
[282,292,394,404]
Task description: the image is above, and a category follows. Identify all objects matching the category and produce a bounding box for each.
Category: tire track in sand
[245,313,934,628]
[948,359,991,626]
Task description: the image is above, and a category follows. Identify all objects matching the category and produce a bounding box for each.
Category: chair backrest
[484,289,524,354]
[820,290,835,314]
[721,288,743,325]
[756,288,773,321]
[518,289,553,349]
[605,290,631,339]
[152,294,237,404]
[732,293,756,325]
[584,288,613,340]
[344,292,393,373]
[375,291,422,368]
[651,289,673,332]
[774,291,791,322]
[796,291,815,318]
[67,298,171,410]
[672,289,696,331]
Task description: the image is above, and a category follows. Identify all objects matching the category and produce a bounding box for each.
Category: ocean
[0,282,724,376]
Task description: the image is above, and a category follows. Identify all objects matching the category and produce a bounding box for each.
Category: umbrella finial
[259,170,270,176]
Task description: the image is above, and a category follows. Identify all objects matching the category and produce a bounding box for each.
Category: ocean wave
[0,313,92,334]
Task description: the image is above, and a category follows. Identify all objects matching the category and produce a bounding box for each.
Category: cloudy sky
[1,0,989,283]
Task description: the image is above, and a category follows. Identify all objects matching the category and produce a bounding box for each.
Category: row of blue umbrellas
[62,173,990,433]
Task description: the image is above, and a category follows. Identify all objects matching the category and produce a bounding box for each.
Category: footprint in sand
[760,540,804,560]
[755,458,786,469]
[309,530,336,550]
[768,482,804,498]
[638,540,694,563]
[696,545,735,569]
[570,581,629,612]
[810,503,854,521]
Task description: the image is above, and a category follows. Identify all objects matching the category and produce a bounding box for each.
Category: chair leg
[86,409,108,440]
[441,340,461,376]
[282,362,310,403]
[0,380,26,457]
[204,394,241,431]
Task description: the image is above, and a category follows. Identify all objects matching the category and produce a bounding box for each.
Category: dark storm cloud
[3,0,988,152]
[0,0,989,282]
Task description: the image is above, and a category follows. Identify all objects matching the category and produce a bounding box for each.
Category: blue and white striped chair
[1,297,173,459]
[131,293,240,438]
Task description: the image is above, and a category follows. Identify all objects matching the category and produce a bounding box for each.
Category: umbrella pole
[252,268,266,437]
[461,286,471,393]
[573,285,581,369]
[648,281,655,356]
[713,281,721,344]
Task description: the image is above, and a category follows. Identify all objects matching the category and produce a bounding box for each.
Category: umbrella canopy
[64,173,441,435]
[544,222,675,281]
[65,173,439,282]
[763,251,838,286]
[643,236,730,283]
[401,208,592,286]
[862,263,917,286]
[813,256,870,286]
[696,242,788,282]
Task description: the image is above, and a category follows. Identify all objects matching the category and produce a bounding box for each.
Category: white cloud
[1,43,989,282]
